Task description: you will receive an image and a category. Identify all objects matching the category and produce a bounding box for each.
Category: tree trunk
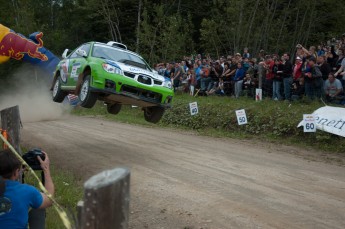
[275,0,292,53]
[136,0,142,53]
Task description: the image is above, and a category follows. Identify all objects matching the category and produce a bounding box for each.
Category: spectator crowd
[154,34,345,104]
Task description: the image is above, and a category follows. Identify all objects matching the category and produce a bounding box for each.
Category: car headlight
[163,80,172,89]
[102,63,123,75]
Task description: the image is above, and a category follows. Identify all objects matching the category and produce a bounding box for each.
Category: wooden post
[0,105,22,154]
[79,167,130,229]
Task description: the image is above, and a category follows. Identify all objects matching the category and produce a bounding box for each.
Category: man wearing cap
[304,56,322,100]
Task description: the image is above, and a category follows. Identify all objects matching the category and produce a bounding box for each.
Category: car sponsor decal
[60,59,69,83]
[71,62,81,79]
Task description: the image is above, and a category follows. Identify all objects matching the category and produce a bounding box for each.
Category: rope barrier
[0,132,73,229]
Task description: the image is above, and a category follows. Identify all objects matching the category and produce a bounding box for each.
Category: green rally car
[51,41,174,123]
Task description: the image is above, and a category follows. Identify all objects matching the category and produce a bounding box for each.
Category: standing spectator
[281,53,293,101]
[334,55,345,87]
[187,69,197,96]
[243,47,250,59]
[233,62,245,98]
[334,48,345,74]
[272,58,283,100]
[195,60,203,88]
[257,49,265,62]
[263,55,274,98]
[317,45,325,57]
[304,57,323,100]
[200,65,212,93]
[324,72,343,103]
[293,56,303,81]
[164,63,172,81]
[318,55,331,81]
[172,62,183,91]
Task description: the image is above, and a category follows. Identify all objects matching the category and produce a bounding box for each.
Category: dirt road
[21,116,345,229]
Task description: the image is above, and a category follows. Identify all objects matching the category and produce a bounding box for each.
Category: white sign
[303,114,316,132]
[298,106,345,137]
[255,88,262,101]
[236,109,247,125]
[189,102,198,116]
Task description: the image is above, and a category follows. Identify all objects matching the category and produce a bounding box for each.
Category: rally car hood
[106,60,165,82]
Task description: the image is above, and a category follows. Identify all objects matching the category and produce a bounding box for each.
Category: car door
[65,43,91,87]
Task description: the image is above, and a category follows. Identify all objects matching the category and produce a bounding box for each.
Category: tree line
[0,0,344,80]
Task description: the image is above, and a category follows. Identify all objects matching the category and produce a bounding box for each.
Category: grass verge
[24,167,83,229]
[72,94,345,153]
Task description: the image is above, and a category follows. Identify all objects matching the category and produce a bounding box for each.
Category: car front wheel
[79,75,97,108]
[52,76,68,103]
[107,103,122,115]
[143,106,165,123]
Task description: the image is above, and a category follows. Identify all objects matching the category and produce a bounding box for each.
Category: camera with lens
[22,148,45,170]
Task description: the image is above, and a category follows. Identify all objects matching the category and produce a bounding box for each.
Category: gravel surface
[21,115,345,229]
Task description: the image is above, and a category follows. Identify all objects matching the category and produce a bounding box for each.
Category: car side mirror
[62,49,69,59]
[76,49,87,58]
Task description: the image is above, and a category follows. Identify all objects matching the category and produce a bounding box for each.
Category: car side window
[69,44,91,59]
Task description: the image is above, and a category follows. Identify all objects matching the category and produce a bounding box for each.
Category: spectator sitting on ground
[0,149,54,228]
[243,73,255,97]
[324,72,343,103]
[291,77,305,101]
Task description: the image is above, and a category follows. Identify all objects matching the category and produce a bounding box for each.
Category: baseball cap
[308,56,316,62]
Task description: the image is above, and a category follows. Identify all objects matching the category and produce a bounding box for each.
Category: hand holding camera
[22,149,50,171]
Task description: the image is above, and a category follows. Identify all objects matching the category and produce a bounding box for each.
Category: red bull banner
[0,24,59,76]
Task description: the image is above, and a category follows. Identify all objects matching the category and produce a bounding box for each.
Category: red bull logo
[0,30,48,61]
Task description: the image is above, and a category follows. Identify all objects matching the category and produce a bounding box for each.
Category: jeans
[283,77,293,100]
[272,80,282,100]
[234,80,243,98]
[305,81,314,100]
[201,77,212,91]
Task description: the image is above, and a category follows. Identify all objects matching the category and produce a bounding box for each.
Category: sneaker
[274,97,278,101]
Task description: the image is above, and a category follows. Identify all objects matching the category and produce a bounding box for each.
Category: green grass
[72,94,345,153]
[24,167,83,229]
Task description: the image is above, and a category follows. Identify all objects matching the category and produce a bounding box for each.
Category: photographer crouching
[0,148,54,228]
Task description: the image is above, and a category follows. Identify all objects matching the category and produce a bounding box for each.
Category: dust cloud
[0,65,72,123]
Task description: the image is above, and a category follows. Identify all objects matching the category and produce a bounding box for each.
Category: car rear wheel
[143,106,165,123]
[79,75,97,108]
[107,103,122,115]
[52,76,68,103]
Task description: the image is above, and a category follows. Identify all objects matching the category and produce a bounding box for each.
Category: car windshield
[92,44,151,70]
